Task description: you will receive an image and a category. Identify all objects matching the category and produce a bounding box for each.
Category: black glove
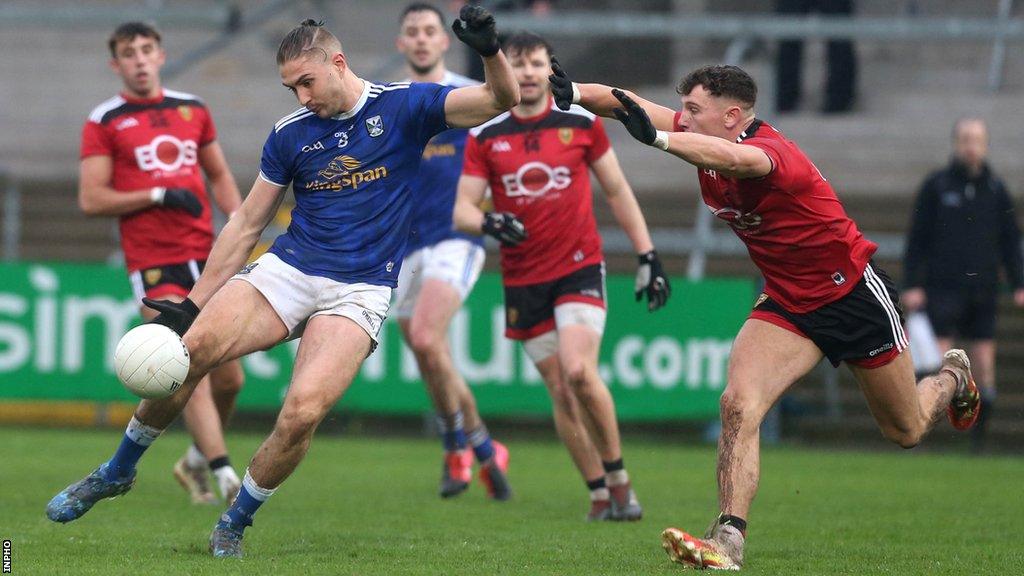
[611,88,658,146]
[143,297,200,337]
[155,187,203,218]
[548,56,576,111]
[452,4,499,57]
[635,250,671,312]
[482,212,527,247]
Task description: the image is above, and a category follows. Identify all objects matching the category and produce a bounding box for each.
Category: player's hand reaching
[452,4,499,57]
[152,187,203,217]
[143,297,200,337]
[549,56,579,111]
[635,250,671,311]
[482,212,527,247]
[611,89,660,146]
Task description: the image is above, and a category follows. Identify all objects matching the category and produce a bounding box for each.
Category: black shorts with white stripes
[754,262,908,368]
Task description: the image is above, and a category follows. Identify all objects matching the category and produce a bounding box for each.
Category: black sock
[208,455,231,472]
[601,458,624,473]
[586,477,607,491]
[719,514,747,535]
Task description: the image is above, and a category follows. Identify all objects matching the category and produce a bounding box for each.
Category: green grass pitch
[3,426,1022,575]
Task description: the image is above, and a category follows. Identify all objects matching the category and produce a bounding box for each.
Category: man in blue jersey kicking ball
[46,6,519,559]
[393,2,519,501]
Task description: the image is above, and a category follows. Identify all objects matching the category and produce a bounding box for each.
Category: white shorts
[392,238,485,319]
[522,302,607,363]
[230,252,391,346]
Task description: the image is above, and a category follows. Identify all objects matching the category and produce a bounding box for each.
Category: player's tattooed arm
[549,57,676,131]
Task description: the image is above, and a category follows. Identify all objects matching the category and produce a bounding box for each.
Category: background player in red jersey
[454,32,670,521]
[78,22,245,505]
[550,64,983,569]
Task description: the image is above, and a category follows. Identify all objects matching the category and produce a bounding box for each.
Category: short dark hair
[677,65,757,108]
[502,31,554,59]
[400,3,446,26]
[277,19,343,65]
[108,22,161,58]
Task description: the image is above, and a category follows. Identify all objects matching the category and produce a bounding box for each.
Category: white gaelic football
[114,324,190,399]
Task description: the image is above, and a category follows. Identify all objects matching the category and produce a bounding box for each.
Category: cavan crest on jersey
[259,80,454,287]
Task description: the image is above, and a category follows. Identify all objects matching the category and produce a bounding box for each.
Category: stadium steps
[13,179,116,262]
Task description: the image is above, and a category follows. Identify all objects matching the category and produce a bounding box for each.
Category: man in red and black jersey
[79,22,245,505]
[454,32,670,521]
[552,64,983,568]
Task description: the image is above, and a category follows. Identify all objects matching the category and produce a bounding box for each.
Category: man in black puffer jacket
[903,117,1024,452]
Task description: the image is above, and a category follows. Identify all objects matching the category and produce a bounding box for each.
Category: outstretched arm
[610,90,771,179]
[549,60,770,179]
[549,57,676,131]
[443,5,519,128]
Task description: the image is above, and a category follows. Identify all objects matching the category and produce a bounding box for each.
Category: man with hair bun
[47,7,519,559]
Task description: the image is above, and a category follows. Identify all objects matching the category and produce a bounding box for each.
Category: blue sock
[437,411,467,452]
[468,426,495,462]
[104,416,162,480]
[219,470,275,530]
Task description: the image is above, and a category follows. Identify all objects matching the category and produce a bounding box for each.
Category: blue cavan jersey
[406,72,484,253]
[259,80,454,287]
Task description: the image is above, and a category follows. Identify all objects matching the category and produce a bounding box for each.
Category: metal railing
[497,13,1024,42]
[0,3,233,28]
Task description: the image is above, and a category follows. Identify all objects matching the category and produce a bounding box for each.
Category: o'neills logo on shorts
[869,342,894,357]
[361,310,381,335]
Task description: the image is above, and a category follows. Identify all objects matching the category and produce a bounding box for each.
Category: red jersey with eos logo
[681,116,877,313]
[463,99,610,285]
[81,89,217,272]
